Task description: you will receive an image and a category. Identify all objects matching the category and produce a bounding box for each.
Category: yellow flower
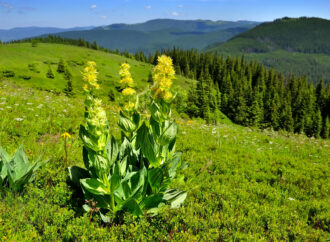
[124,102,135,111]
[122,87,136,96]
[82,61,99,90]
[119,63,135,88]
[83,84,89,92]
[61,132,72,139]
[152,55,175,101]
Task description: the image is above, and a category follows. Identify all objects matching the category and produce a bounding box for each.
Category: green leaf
[140,194,163,210]
[86,148,110,178]
[106,135,119,167]
[119,156,128,177]
[122,199,143,216]
[168,152,182,179]
[136,123,159,167]
[79,125,99,151]
[159,122,177,146]
[80,178,109,196]
[163,189,187,209]
[0,146,11,163]
[148,167,164,193]
[150,116,161,137]
[118,111,138,133]
[68,166,90,187]
[110,163,121,192]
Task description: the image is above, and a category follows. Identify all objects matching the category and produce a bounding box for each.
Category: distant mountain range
[206,17,330,84]
[51,19,258,53]
[0,26,96,42]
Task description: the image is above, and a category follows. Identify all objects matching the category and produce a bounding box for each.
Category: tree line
[7,36,330,138]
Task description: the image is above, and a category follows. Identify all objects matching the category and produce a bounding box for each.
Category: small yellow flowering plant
[69,58,186,222]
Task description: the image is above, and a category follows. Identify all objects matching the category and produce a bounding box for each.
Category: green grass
[0,43,329,240]
[0,79,329,240]
[0,43,193,95]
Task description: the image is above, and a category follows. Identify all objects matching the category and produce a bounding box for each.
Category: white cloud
[145,5,152,9]
[90,4,97,10]
[178,4,184,8]
[171,11,179,16]
[100,15,107,19]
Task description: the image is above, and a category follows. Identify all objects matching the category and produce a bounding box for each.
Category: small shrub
[19,75,31,80]
[57,59,65,73]
[2,70,15,78]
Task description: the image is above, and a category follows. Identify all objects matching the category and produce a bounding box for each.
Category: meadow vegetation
[0,43,329,240]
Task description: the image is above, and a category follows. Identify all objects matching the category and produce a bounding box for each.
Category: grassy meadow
[0,43,329,240]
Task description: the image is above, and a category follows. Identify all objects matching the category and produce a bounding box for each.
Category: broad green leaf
[0,146,11,163]
[80,178,109,196]
[118,111,137,133]
[136,123,159,167]
[150,116,161,137]
[159,122,177,146]
[122,199,143,216]
[79,125,99,151]
[148,167,164,193]
[163,189,187,209]
[10,145,30,180]
[110,163,121,192]
[106,135,119,166]
[87,149,110,179]
[68,166,90,187]
[140,194,163,210]
[119,156,128,177]
[168,152,182,179]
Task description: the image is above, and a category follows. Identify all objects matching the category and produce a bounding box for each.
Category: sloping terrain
[206,17,330,84]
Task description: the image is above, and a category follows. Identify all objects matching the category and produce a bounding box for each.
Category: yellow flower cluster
[82,61,99,90]
[119,63,136,111]
[122,87,136,96]
[86,98,108,136]
[152,55,175,102]
[119,63,134,87]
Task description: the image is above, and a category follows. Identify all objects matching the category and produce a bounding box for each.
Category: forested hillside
[206,17,330,84]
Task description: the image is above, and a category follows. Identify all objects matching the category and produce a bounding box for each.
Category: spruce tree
[46,65,55,79]
[321,116,329,139]
[57,59,65,73]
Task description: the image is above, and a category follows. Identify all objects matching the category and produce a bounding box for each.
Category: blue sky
[0,0,329,29]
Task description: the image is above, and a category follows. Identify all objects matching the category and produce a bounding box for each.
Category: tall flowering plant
[69,57,186,221]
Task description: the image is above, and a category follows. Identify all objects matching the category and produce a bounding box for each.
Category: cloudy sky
[0,0,329,29]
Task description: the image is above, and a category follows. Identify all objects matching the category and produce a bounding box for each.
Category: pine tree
[310,108,322,138]
[321,116,329,139]
[57,59,65,73]
[92,41,98,50]
[46,65,55,79]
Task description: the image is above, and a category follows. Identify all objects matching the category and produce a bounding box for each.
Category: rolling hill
[51,19,259,53]
[206,17,330,84]
[0,43,193,95]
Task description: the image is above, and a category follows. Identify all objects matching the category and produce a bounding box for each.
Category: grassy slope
[0,81,329,240]
[0,43,193,95]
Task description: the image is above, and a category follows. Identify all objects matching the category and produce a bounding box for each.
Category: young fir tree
[46,65,55,79]
[57,59,65,73]
[92,41,98,50]
[311,108,323,138]
[64,67,73,96]
[321,116,329,139]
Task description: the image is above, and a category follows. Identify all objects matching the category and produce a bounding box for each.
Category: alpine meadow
[0,1,329,241]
